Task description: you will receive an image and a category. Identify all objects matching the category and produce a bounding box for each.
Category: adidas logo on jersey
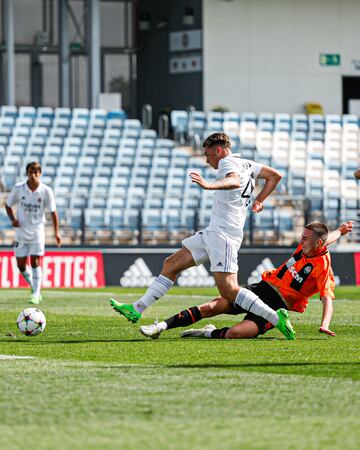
[120,258,155,287]
[247,257,275,284]
[177,265,215,287]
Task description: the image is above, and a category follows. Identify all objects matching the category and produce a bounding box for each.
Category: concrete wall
[137,0,203,122]
[203,0,360,114]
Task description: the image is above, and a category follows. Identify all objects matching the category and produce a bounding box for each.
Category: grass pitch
[0,286,360,450]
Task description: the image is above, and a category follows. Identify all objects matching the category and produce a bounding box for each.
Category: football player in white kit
[110,133,295,339]
[5,162,61,304]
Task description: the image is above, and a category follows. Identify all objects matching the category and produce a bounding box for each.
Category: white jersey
[6,180,56,243]
[207,155,263,240]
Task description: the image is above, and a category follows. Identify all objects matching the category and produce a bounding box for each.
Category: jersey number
[241,177,255,198]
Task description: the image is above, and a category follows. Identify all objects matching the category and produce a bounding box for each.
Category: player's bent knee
[218,286,239,302]
[162,257,179,277]
[226,320,260,339]
[224,328,241,339]
[199,300,219,317]
[199,297,230,317]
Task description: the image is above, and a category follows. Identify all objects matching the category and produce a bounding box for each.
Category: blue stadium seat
[37,107,54,119]
[54,107,71,119]
[170,110,188,142]
[0,106,17,118]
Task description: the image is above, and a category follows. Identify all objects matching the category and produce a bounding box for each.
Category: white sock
[32,266,42,297]
[21,268,33,290]
[133,275,174,313]
[204,328,214,338]
[235,288,279,325]
[157,321,168,331]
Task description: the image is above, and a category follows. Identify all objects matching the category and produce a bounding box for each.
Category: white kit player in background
[110,132,296,340]
[5,162,61,304]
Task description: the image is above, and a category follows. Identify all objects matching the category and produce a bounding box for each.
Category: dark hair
[305,222,328,244]
[26,162,42,174]
[202,132,232,150]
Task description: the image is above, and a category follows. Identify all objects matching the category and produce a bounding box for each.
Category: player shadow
[166,361,360,369]
[1,338,146,344]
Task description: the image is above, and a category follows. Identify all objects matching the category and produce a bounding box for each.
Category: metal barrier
[158,114,169,139]
[142,104,152,129]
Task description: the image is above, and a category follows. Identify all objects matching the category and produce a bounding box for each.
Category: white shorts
[14,240,45,258]
[182,230,241,273]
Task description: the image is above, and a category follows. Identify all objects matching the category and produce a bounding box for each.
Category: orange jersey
[261,244,335,313]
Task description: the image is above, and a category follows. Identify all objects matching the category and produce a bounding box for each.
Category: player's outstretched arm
[252,166,282,213]
[325,221,354,246]
[319,295,335,336]
[51,211,62,247]
[189,171,240,190]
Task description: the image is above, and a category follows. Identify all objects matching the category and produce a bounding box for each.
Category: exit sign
[319,53,341,66]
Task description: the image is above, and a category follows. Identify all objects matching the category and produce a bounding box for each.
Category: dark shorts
[228,281,287,336]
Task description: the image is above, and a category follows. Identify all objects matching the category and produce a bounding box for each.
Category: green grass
[0,287,360,450]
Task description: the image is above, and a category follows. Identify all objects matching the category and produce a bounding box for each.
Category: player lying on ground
[110,132,295,340]
[5,162,61,304]
[140,221,354,340]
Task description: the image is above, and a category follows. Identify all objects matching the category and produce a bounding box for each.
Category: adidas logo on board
[247,257,275,284]
[177,265,215,287]
[120,258,155,287]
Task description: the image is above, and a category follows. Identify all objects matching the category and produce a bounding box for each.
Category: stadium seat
[144,196,163,209]
[83,136,101,148]
[92,176,110,193]
[0,208,13,229]
[88,195,107,209]
[106,118,123,130]
[123,208,140,230]
[63,146,81,158]
[18,106,36,118]
[170,110,188,143]
[1,106,17,118]
[124,119,141,131]
[53,117,70,128]
[50,127,68,138]
[7,145,25,158]
[55,107,71,119]
[37,107,54,119]
[1,165,18,189]
[13,126,31,137]
[157,138,174,149]
[25,146,43,159]
[106,196,126,210]
[105,209,124,230]
[140,129,157,139]
[141,208,164,231]
[94,166,112,178]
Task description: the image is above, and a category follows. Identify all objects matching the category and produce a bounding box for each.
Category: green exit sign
[319,53,341,66]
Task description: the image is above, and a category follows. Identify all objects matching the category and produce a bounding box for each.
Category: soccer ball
[17,308,46,336]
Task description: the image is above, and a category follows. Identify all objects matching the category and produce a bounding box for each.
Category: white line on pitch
[0,355,34,360]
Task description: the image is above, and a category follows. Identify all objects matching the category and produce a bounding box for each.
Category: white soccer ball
[17,308,46,336]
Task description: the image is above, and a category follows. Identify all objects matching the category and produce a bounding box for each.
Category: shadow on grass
[0,335,329,344]
[0,338,148,344]
[165,362,360,369]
